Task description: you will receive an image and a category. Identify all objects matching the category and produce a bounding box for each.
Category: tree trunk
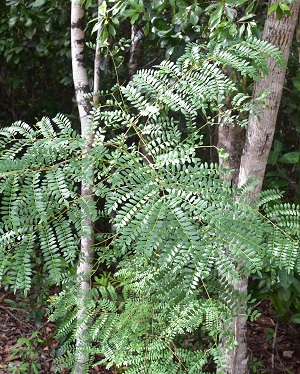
[218,1,300,373]
[217,99,248,374]
[217,92,246,185]
[93,0,103,107]
[71,1,93,373]
[217,123,245,184]
[128,24,143,78]
[238,0,300,197]
[71,1,91,133]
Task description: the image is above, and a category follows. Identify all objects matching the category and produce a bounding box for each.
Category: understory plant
[0,38,299,373]
[251,189,300,323]
[7,331,42,374]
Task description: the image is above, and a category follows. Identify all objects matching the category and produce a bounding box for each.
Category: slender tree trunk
[238,0,300,197]
[71,1,91,133]
[217,92,246,185]
[71,1,93,373]
[218,1,300,373]
[217,96,248,374]
[127,24,152,165]
[217,123,245,184]
[93,0,103,107]
[128,24,143,78]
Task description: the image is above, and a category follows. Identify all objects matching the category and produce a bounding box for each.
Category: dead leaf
[283,350,294,358]
[255,316,275,327]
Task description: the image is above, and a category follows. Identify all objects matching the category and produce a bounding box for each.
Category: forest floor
[0,288,300,373]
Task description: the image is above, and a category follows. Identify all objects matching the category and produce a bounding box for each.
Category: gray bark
[71,1,91,134]
[217,123,245,184]
[71,1,93,373]
[217,92,246,185]
[218,1,300,373]
[217,106,248,374]
[238,0,300,196]
[128,24,143,78]
[93,0,103,107]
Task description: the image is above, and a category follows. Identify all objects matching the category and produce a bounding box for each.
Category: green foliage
[249,354,266,374]
[4,279,50,326]
[250,190,300,322]
[251,268,300,322]
[7,331,43,374]
[0,114,93,295]
[267,1,291,20]
[1,38,298,373]
[2,0,70,62]
[101,0,205,58]
[265,140,300,203]
[205,0,260,41]
[0,0,74,125]
[0,0,283,127]
[51,40,295,373]
[270,34,300,204]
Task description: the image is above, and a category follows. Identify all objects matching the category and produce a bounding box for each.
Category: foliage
[265,139,300,203]
[0,0,299,372]
[1,0,293,127]
[267,0,292,20]
[91,0,267,60]
[0,39,291,373]
[0,34,298,374]
[0,0,74,125]
[250,190,300,322]
[266,33,300,205]
[0,114,89,295]
[7,331,43,374]
[3,282,50,326]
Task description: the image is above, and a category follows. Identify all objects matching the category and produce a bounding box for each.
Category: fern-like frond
[1,35,291,374]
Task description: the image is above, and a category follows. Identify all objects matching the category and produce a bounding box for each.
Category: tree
[217,1,300,372]
[0,1,300,373]
[70,0,105,372]
[46,38,297,374]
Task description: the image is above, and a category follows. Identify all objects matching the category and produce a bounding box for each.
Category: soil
[0,289,300,373]
[247,299,300,374]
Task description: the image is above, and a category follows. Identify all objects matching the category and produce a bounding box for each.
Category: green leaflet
[1,38,298,373]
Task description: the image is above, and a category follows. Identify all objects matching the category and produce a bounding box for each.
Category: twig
[271,320,278,372]
[0,305,34,329]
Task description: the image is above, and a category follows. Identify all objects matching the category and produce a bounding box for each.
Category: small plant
[265,326,276,341]
[94,271,117,287]
[7,331,42,374]
[3,279,50,327]
[265,139,300,203]
[250,190,300,324]
[250,355,266,374]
